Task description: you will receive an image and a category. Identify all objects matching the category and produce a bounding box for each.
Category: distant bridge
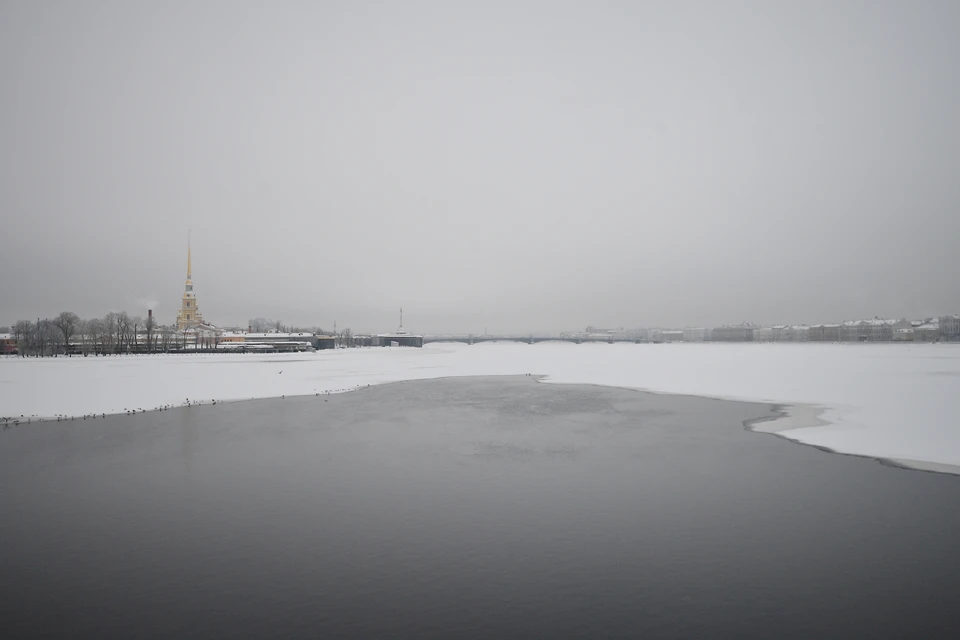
[422,335,645,345]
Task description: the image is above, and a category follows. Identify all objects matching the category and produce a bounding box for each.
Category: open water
[2,377,959,638]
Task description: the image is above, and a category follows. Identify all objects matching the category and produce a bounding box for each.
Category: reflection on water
[2,377,959,639]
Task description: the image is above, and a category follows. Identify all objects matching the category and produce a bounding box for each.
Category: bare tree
[95,316,114,354]
[249,318,273,332]
[101,312,116,353]
[160,325,174,352]
[107,311,131,353]
[13,320,32,357]
[83,318,98,355]
[78,318,95,355]
[130,316,142,353]
[53,312,80,356]
[46,320,65,356]
[34,318,52,357]
[120,313,133,353]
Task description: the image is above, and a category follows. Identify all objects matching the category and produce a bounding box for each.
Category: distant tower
[176,234,204,330]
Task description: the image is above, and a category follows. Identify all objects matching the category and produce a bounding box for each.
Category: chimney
[248,325,252,333]
[148,309,153,320]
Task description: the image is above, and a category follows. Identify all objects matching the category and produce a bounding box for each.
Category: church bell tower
[176,234,204,331]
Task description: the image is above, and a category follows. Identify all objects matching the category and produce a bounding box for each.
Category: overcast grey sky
[2,1,958,333]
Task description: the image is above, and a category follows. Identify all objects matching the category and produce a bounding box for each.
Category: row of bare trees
[4,312,359,356]
[9,311,201,356]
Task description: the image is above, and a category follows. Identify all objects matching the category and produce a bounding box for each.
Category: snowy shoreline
[741,403,960,476]
[2,343,959,474]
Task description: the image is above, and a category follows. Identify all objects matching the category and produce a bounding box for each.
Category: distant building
[0,333,17,355]
[915,321,941,342]
[216,332,335,351]
[808,324,841,342]
[940,315,960,340]
[839,319,907,342]
[375,309,422,347]
[375,333,424,347]
[785,325,810,342]
[754,327,773,342]
[893,328,915,342]
[711,325,755,341]
[657,330,684,342]
[682,328,707,342]
[647,329,684,342]
[840,320,866,342]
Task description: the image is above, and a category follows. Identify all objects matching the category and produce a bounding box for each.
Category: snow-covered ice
[1,342,959,471]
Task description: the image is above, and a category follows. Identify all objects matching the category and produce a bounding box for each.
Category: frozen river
[1,342,959,470]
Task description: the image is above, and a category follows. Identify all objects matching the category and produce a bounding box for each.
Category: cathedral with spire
[176,237,205,331]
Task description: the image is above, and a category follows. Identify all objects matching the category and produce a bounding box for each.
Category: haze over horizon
[2,1,959,334]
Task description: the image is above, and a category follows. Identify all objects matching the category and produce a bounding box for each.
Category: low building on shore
[217,332,335,351]
[374,332,423,347]
[839,319,909,342]
[647,329,683,343]
[940,315,960,340]
[0,333,17,355]
[808,324,841,342]
[756,325,810,342]
[785,325,810,342]
[840,320,866,342]
[711,324,756,341]
[915,321,941,342]
[754,327,773,342]
[893,328,915,341]
[654,330,684,342]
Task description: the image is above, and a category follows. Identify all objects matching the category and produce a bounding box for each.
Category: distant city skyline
[3,233,957,336]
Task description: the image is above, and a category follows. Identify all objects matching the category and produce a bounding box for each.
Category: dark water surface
[2,377,960,639]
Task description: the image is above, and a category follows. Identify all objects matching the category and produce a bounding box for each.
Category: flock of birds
[2,376,375,426]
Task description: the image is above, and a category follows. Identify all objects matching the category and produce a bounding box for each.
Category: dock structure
[374,333,424,347]
[218,332,336,351]
[370,307,423,347]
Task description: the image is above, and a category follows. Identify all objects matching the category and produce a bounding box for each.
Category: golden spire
[187,232,192,280]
